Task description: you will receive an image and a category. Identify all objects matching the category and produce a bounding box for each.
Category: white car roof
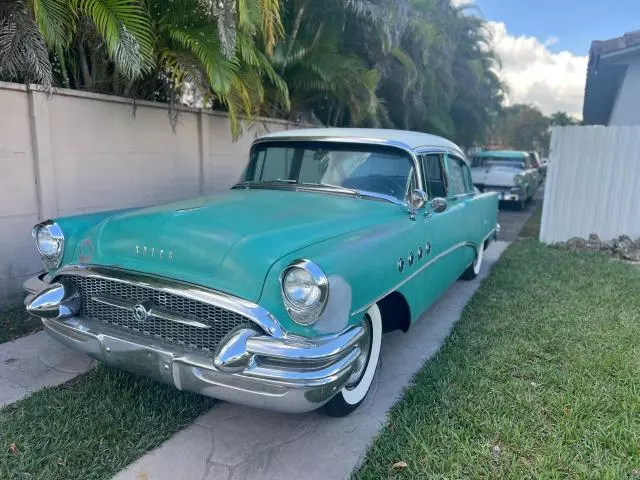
[256,128,464,156]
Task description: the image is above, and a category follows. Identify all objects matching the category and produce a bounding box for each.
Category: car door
[443,154,478,274]
[399,152,457,317]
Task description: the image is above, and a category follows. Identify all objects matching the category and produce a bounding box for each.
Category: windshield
[243,142,415,200]
[472,156,525,169]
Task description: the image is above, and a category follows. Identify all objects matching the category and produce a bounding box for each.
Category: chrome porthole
[408,252,414,266]
[397,258,405,273]
[425,242,432,255]
[417,247,424,260]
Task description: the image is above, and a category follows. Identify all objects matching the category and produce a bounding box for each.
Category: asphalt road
[497,188,543,242]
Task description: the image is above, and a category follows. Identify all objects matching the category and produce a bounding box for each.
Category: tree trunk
[286,0,307,60]
[77,41,93,89]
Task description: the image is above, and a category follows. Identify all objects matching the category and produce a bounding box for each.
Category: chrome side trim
[351,227,497,316]
[53,265,287,338]
[351,240,477,316]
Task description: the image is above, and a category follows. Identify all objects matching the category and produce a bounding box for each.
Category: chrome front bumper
[24,274,365,413]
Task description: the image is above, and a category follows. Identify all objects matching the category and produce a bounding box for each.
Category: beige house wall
[0,82,300,301]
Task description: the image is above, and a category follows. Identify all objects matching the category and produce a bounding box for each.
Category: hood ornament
[135,245,173,261]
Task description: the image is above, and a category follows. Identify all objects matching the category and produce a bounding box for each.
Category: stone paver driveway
[0,330,94,407]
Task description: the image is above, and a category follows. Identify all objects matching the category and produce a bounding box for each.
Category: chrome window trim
[53,265,287,339]
[351,228,496,316]
[249,136,424,201]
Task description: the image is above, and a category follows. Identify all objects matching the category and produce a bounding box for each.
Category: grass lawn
[0,302,42,344]
[0,366,215,480]
[519,205,543,239]
[356,240,640,479]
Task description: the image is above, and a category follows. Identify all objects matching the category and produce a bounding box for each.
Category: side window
[421,154,447,198]
[253,147,294,181]
[446,155,468,196]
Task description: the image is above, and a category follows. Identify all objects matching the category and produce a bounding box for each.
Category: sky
[453,0,640,118]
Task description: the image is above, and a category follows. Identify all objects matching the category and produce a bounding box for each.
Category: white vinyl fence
[540,125,640,243]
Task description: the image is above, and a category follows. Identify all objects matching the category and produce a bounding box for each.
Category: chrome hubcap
[346,315,372,388]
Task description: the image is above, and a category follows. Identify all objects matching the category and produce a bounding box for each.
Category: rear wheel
[461,243,484,280]
[322,304,382,417]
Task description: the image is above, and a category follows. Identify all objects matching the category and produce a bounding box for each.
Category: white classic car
[470,150,539,209]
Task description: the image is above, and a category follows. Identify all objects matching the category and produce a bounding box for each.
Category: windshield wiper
[235,179,297,187]
[297,182,358,194]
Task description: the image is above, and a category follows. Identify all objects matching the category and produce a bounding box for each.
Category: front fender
[46,209,134,272]
[257,216,419,337]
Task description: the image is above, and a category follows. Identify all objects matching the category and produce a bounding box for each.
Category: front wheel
[322,304,382,417]
[461,242,484,280]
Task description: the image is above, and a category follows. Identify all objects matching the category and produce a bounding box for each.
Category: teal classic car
[470,150,539,209]
[24,129,499,416]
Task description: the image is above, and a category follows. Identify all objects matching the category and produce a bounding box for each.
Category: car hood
[471,166,521,187]
[71,189,399,302]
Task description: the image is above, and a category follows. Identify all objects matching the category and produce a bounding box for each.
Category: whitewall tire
[322,303,382,417]
[461,242,484,280]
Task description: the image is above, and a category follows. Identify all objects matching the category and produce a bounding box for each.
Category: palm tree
[0,0,154,87]
[261,0,390,126]
[147,0,288,136]
[550,111,579,126]
[1,0,286,137]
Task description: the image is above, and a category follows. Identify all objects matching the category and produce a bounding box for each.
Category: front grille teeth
[62,274,253,353]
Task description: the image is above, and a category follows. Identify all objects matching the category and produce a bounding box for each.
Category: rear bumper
[24,274,365,413]
[475,184,526,202]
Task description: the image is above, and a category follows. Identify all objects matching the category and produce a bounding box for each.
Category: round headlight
[283,268,322,309]
[514,174,524,186]
[281,260,329,325]
[33,221,64,268]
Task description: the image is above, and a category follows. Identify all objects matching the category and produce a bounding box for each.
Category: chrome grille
[63,274,252,352]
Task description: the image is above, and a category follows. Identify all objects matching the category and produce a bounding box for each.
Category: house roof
[257,128,464,155]
[583,30,640,125]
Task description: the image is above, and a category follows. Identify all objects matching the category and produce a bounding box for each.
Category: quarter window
[446,156,468,196]
[462,162,473,192]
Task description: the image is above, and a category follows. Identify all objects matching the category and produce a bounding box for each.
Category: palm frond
[0,1,52,85]
[31,0,76,51]
[75,0,155,78]
[165,25,239,93]
[210,0,236,56]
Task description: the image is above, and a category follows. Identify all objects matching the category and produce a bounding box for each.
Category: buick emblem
[133,303,148,322]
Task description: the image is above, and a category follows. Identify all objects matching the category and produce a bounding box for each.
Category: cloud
[450,0,474,7]
[543,35,559,48]
[488,22,588,118]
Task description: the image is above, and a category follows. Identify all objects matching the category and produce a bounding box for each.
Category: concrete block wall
[0,82,299,301]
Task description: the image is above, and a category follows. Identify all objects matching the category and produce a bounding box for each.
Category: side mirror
[430,197,448,214]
